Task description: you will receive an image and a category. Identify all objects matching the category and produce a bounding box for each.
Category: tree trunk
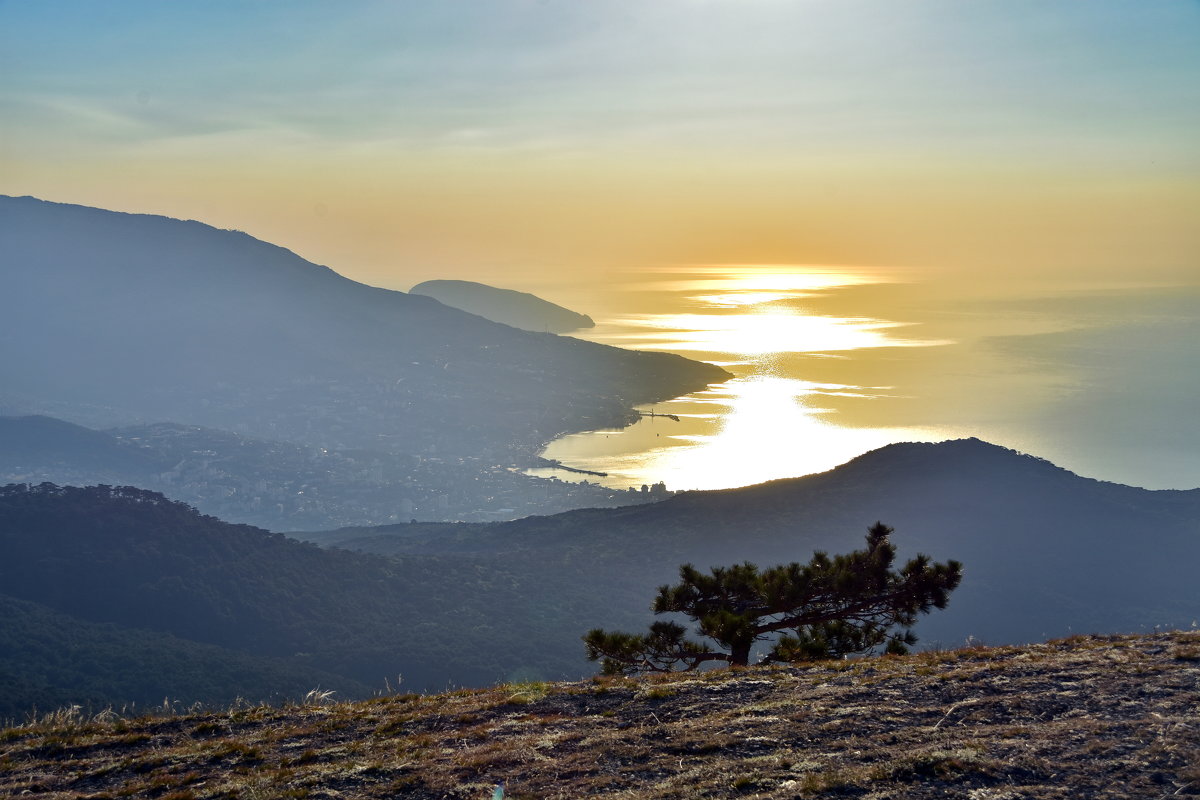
[729,641,752,667]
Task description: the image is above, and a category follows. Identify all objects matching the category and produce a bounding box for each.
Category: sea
[524,265,1199,492]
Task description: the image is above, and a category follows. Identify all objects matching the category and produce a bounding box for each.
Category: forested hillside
[0,483,589,711]
[0,594,366,720]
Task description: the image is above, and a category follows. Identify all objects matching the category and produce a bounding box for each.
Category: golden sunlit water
[597,310,946,356]
[526,375,943,491]
[527,265,952,491]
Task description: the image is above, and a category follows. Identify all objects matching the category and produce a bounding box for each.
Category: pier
[637,411,680,422]
[535,457,608,478]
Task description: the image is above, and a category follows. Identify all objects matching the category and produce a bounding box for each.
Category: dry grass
[2,632,1199,798]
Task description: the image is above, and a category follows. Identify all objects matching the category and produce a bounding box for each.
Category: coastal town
[0,417,671,531]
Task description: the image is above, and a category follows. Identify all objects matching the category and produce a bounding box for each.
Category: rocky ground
[2,631,1198,799]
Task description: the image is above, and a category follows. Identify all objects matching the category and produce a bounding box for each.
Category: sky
[3,0,1199,293]
[3,1,1199,489]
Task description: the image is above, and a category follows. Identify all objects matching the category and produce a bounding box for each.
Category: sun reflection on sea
[622,263,883,295]
[526,263,951,491]
[534,376,940,491]
[601,310,945,356]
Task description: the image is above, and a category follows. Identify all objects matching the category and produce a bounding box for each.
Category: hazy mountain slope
[0,415,162,479]
[0,593,368,720]
[410,278,594,332]
[309,439,1200,651]
[0,196,726,455]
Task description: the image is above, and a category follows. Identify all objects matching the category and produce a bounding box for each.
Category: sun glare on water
[580,377,938,491]
[534,264,950,490]
[627,264,881,295]
[612,310,936,357]
[587,264,945,358]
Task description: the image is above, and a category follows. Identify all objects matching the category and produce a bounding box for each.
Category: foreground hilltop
[3,632,1198,799]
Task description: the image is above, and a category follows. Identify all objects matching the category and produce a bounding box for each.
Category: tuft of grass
[875,746,998,781]
[302,688,337,705]
[190,720,224,736]
[797,768,853,793]
[129,753,171,773]
[638,685,677,700]
[731,774,759,792]
[503,681,550,705]
[372,715,413,738]
[206,738,264,763]
[1172,645,1200,662]
[116,731,152,746]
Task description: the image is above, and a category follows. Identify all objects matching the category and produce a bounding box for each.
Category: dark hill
[410,278,595,333]
[308,438,1200,652]
[0,196,726,456]
[0,483,590,705]
[0,593,367,719]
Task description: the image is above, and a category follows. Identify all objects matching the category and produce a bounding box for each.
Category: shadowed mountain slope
[410,278,594,332]
[309,438,1200,652]
[0,196,726,456]
[0,593,369,720]
[3,440,1196,716]
[0,483,585,702]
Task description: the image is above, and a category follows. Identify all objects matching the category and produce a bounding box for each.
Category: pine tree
[583,522,961,674]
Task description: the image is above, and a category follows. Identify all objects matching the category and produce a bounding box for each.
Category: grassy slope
[3,631,1198,799]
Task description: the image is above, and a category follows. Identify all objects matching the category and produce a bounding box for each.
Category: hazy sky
[3,1,1198,291]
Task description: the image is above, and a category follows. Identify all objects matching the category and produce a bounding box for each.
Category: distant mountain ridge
[0,195,727,457]
[410,279,594,333]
